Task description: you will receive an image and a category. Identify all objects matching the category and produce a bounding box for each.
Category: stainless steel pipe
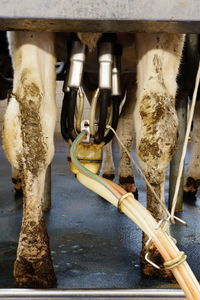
[0,289,185,299]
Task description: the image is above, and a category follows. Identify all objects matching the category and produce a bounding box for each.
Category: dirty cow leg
[2,32,57,287]
[117,85,138,198]
[134,33,185,279]
[184,100,200,202]
[101,85,138,198]
[101,141,115,180]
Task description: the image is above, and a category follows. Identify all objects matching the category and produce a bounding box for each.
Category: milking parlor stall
[0,0,200,299]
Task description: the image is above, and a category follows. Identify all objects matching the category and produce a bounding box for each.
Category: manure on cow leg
[14,256,57,288]
[140,184,174,281]
[14,218,57,288]
[140,248,175,282]
[140,234,175,282]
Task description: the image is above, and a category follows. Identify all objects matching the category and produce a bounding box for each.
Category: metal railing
[0,289,185,299]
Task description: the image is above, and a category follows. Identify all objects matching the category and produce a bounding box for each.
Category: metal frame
[0,0,200,32]
[0,0,199,298]
[0,289,185,299]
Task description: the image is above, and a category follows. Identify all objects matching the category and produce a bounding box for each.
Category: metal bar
[0,0,199,22]
[0,0,200,32]
[0,289,185,299]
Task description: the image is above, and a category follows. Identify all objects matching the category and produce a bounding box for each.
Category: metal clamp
[81,120,90,143]
[164,252,187,270]
[145,252,162,270]
[145,216,172,251]
[145,216,187,270]
[145,250,187,270]
[118,192,133,213]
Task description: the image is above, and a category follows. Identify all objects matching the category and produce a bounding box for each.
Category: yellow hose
[70,131,200,299]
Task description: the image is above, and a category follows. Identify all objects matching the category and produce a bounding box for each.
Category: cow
[3,32,57,287]
[184,98,200,202]
[2,31,185,287]
[100,33,185,279]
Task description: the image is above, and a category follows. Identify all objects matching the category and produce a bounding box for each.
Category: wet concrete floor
[0,136,200,289]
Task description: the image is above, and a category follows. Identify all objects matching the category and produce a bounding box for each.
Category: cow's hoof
[141,247,175,282]
[183,177,200,203]
[183,190,197,203]
[14,188,23,198]
[102,173,115,181]
[12,177,23,197]
[141,263,175,282]
[121,184,138,200]
[14,257,57,288]
[119,176,138,200]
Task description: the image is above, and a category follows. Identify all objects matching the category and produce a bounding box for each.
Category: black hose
[94,88,110,144]
[60,92,70,142]
[67,87,78,141]
[60,87,78,142]
[103,95,120,145]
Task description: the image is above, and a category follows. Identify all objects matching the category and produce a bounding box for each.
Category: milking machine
[60,33,200,299]
[61,32,122,143]
[61,32,122,174]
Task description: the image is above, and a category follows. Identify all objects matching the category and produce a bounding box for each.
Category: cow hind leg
[13,171,56,288]
[135,33,185,279]
[117,85,138,198]
[3,32,57,287]
[101,141,115,180]
[183,100,200,202]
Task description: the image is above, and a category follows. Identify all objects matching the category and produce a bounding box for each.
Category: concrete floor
[0,136,199,290]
